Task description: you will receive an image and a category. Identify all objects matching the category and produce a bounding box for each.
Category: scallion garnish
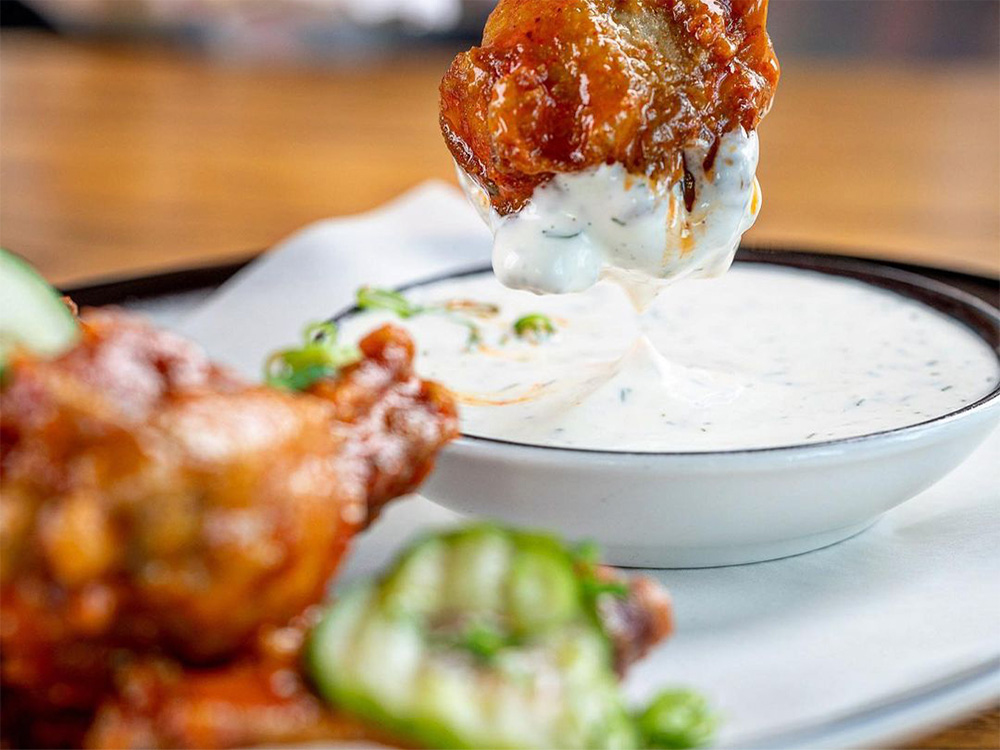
[357,286,424,318]
[264,321,360,391]
[513,313,556,343]
[355,286,485,351]
[635,689,718,749]
[572,539,629,609]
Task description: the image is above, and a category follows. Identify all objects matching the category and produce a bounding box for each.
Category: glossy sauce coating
[440,0,779,214]
[0,312,458,746]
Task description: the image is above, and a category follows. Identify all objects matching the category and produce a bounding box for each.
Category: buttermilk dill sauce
[343,267,998,453]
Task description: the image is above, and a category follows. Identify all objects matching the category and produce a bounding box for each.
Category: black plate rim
[59,245,998,307]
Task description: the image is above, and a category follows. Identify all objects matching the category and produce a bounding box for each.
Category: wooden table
[0,33,997,748]
[2,33,998,286]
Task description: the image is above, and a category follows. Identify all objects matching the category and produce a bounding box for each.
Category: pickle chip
[307,525,638,749]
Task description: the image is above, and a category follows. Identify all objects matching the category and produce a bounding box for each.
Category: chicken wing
[1,310,679,749]
[0,311,457,746]
[440,0,779,294]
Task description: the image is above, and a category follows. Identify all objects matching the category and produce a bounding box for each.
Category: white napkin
[181,181,489,377]
[179,182,1000,748]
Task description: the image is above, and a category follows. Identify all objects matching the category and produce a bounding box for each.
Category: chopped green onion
[264,321,360,391]
[582,579,630,600]
[572,540,602,566]
[355,285,485,351]
[636,689,717,749]
[357,286,424,318]
[513,313,556,343]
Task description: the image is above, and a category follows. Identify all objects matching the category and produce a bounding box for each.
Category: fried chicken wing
[86,650,395,749]
[1,308,680,749]
[0,311,457,746]
[440,0,779,295]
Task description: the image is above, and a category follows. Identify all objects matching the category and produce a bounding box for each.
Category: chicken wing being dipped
[440,0,779,297]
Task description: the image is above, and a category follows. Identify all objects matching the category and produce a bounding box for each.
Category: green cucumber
[0,248,79,371]
[635,690,717,749]
[306,525,638,749]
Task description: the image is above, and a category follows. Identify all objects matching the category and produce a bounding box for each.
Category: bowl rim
[332,249,1000,458]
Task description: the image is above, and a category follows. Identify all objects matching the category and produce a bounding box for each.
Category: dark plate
[61,246,1000,315]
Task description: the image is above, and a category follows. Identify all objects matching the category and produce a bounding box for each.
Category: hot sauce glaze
[439,0,779,215]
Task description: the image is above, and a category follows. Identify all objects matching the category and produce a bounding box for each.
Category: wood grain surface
[1,33,998,286]
[0,32,997,749]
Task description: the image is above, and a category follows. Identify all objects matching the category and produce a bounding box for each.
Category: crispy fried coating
[600,571,674,674]
[0,311,457,747]
[85,622,404,750]
[440,0,779,214]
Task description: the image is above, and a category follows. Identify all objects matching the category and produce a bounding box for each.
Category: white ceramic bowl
[345,252,1000,567]
[423,401,997,567]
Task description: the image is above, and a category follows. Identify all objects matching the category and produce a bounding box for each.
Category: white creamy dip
[341,266,999,452]
[458,129,761,298]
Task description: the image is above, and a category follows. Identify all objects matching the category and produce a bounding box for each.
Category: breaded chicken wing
[440,0,779,294]
[1,309,679,749]
[0,311,457,746]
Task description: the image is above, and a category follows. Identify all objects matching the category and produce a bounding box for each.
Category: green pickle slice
[307,525,640,749]
[0,248,79,372]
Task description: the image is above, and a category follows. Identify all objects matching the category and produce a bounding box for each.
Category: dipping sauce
[457,129,761,298]
[341,266,999,452]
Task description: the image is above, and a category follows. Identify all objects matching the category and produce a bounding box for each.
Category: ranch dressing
[457,129,761,300]
[341,266,999,452]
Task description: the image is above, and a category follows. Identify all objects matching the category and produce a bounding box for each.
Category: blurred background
[1,0,998,284]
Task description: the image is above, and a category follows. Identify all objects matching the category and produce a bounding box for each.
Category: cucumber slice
[306,525,638,750]
[0,248,79,370]
[635,690,717,749]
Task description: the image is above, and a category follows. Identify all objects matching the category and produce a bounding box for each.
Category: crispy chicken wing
[440,0,779,294]
[1,309,677,749]
[441,0,778,213]
[0,311,458,746]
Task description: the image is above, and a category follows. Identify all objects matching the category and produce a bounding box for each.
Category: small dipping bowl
[337,252,1000,568]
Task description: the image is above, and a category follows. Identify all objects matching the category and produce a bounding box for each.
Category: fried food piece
[85,625,402,750]
[600,571,674,673]
[440,0,779,215]
[440,0,778,295]
[83,529,675,750]
[0,311,457,746]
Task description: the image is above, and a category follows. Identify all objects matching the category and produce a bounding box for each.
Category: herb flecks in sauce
[343,269,999,452]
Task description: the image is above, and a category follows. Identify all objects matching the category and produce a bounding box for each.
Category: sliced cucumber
[0,248,79,370]
[306,525,639,750]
